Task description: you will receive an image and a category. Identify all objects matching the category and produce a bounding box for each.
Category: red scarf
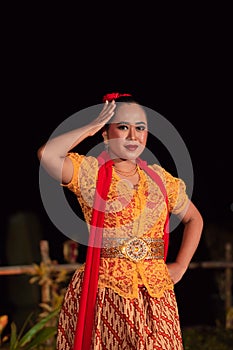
[73,151,169,350]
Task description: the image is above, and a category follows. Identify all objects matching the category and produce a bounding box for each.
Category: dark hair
[113,95,138,103]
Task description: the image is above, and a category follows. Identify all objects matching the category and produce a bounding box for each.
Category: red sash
[73,151,169,350]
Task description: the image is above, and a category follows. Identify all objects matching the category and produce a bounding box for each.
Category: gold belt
[101,237,164,262]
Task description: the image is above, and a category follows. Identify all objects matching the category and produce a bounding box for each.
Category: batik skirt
[57,268,184,350]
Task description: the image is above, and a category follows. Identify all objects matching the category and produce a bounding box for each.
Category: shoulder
[149,163,165,178]
[149,163,189,212]
[149,163,185,187]
[67,152,98,169]
[148,164,175,185]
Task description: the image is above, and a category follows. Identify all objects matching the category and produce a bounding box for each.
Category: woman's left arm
[167,200,204,284]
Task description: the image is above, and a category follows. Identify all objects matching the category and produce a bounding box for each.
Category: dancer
[37,92,203,349]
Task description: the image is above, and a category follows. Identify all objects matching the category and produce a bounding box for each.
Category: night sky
[1,3,232,252]
[1,3,232,327]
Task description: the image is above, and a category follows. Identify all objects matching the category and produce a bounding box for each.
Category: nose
[127,125,137,140]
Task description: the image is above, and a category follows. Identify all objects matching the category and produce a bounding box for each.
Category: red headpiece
[102,92,132,102]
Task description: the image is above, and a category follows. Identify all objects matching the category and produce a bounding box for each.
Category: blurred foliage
[0,315,8,347]
[9,308,59,350]
[28,260,69,320]
[0,251,72,349]
[0,308,60,350]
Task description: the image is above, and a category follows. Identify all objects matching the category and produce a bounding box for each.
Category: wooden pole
[0,263,82,275]
[40,240,51,304]
[225,242,232,329]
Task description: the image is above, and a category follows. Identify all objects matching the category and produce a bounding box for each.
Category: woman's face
[105,103,148,161]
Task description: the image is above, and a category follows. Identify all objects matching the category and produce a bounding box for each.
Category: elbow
[195,212,204,234]
[191,210,204,235]
[191,209,204,229]
[200,213,204,232]
[182,201,204,231]
[195,207,204,230]
[37,145,45,161]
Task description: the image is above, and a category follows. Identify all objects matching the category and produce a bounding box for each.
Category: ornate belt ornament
[122,237,149,261]
[101,237,164,261]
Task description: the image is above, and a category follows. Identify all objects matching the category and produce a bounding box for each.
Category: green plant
[1,307,60,350]
[1,240,76,349]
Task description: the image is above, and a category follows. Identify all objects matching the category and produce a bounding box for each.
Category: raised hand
[89,100,116,136]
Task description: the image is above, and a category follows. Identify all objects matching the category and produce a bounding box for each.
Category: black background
[0,2,232,328]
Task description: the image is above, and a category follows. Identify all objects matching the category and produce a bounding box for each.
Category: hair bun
[102,92,132,102]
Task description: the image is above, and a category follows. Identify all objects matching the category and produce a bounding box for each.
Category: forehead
[111,103,147,124]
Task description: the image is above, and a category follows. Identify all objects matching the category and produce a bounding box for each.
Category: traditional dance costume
[57,151,188,350]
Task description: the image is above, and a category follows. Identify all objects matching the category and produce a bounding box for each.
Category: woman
[37,93,203,350]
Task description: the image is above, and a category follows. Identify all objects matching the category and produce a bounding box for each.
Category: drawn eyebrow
[116,121,147,125]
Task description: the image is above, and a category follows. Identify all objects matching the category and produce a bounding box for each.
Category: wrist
[174,260,188,273]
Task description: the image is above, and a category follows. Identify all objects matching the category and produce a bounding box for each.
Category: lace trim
[98,258,174,298]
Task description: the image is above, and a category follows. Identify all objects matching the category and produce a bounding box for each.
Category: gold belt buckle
[121,237,149,261]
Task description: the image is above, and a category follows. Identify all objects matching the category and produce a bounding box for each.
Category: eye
[136,125,146,131]
[117,125,129,130]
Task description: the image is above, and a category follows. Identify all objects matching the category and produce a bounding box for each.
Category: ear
[102,130,108,140]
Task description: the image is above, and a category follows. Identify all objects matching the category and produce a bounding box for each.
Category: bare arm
[167,200,204,284]
[37,100,116,183]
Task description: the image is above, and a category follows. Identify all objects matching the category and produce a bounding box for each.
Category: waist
[101,237,164,262]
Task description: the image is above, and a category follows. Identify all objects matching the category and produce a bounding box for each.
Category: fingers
[106,100,116,119]
[103,100,116,114]
[98,100,116,123]
[88,101,116,137]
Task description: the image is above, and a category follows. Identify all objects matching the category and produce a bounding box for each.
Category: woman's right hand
[89,100,116,136]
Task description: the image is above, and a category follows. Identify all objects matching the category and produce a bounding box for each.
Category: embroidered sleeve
[62,152,99,192]
[62,152,85,193]
[61,152,99,225]
[150,164,189,215]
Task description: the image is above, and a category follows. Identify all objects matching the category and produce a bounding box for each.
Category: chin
[123,152,143,161]
[109,149,143,161]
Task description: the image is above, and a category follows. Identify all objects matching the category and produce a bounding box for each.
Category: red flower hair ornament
[102,92,132,102]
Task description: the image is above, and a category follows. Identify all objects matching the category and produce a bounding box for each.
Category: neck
[113,158,136,168]
[112,159,138,179]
